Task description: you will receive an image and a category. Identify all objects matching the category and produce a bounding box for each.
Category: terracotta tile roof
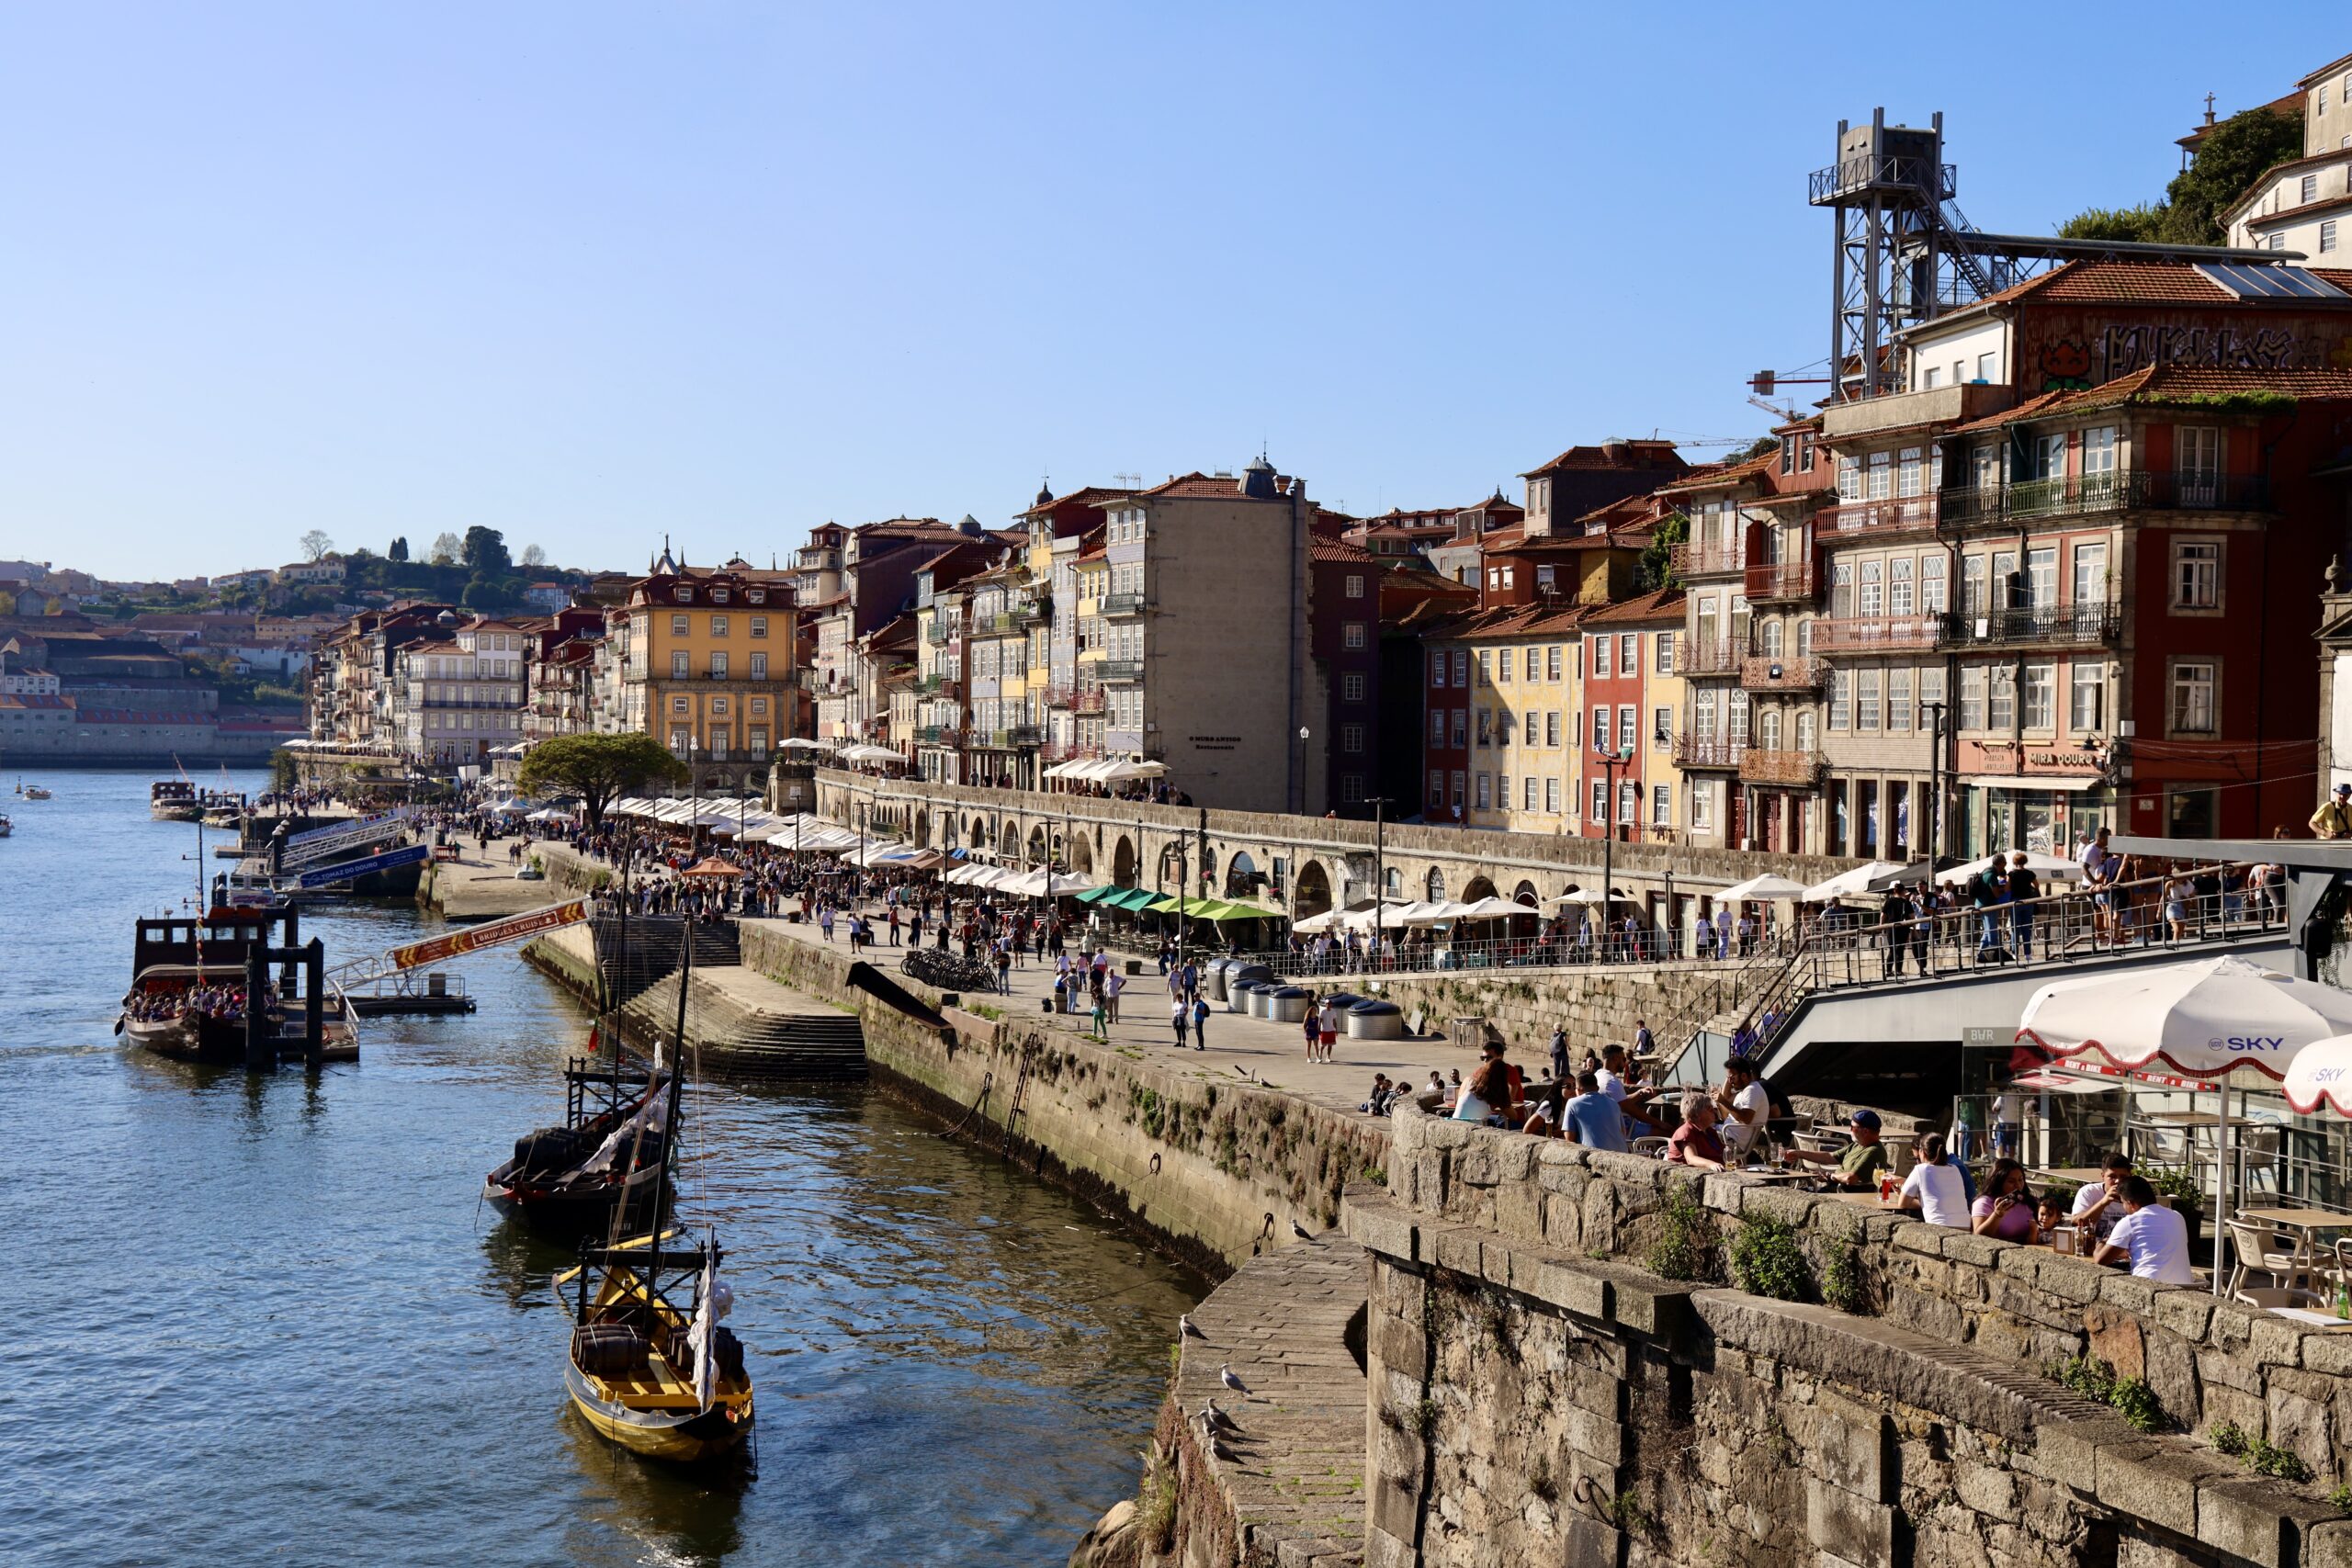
[1135,470,1303,501]
[1652,453,1775,494]
[1585,588,1685,625]
[1960,258,2352,315]
[1308,536,1378,566]
[1519,440,1688,479]
[1950,366,2352,434]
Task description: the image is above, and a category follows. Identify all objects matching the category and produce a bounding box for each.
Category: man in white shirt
[1888,1131,1971,1227]
[1713,1057,1770,1160]
[2069,1152,2132,1242]
[2093,1176,2194,1285]
[1598,1043,1668,1136]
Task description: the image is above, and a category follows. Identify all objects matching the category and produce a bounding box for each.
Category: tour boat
[116,902,358,1066]
[0,812,11,838]
[151,780,203,821]
[482,1053,671,1237]
[21,784,51,800]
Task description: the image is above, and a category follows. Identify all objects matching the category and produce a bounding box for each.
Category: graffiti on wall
[2099,322,2324,378]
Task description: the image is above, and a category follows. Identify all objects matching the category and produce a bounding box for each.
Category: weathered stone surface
[1806,1477,1896,1568]
[2093,1441,2232,1537]
[1810,1391,1894,1504]
[1562,1516,1624,1568]
[2084,1303,2148,1382]
[2195,1474,2337,1568]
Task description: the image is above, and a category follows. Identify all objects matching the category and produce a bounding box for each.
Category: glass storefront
[1969,784,2112,857]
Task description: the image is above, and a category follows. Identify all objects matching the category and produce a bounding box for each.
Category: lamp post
[1161,839,1190,972]
[1921,699,1949,864]
[1597,741,1633,959]
[1296,726,1311,817]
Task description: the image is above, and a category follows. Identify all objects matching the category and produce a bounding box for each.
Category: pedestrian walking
[1193,996,1211,1051]
[1104,968,1124,1024]
[1172,997,1192,1050]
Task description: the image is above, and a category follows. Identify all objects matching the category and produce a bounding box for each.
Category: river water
[2,771,1202,1568]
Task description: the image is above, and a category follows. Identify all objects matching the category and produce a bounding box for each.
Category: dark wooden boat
[117,904,358,1066]
[482,1054,669,1237]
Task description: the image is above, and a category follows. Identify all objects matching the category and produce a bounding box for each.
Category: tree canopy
[1636,512,1688,593]
[388,536,409,562]
[463,525,512,576]
[298,529,334,562]
[429,532,462,565]
[519,543,548,569]
[516,734,688,829]
[2056,106,2303,245]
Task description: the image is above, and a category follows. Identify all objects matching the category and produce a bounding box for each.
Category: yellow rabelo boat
[562,1225,752,1465]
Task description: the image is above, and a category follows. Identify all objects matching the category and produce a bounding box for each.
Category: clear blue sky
[0,3,2323,581]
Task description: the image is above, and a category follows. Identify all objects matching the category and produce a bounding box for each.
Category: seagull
[1291,1219,1316,1243]
[1220,1363,1250,1396]
[1202,1400,1238,1433]
[1180,1314,1204,1339]
[1210,1437,1238,1463]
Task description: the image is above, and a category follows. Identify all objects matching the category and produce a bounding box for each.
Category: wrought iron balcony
[1811,615,1946,653]
[914,725,962,745]
[1668,543,1745,578]
[1676,639,1743,677]
[1819,495,1940,539]
[1944,602,2122,649]
[1672,736,1745,770]
[1739,748,1826,786]
[1100,591,1145,616]
[925,621,956,644]
[918,673,960,696]
[1744,558,1818,603]
[1740,655,1826,692]
[1007,724,1041,747]
[1071,689,1106,714]
[1996,469,2271,522]
[1101,660,1145,682]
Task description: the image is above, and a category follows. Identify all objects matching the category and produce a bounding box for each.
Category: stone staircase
[623,963,866,1082]
[591,917,741,1002]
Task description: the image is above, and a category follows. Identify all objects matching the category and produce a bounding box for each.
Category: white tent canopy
[1715,874,1810,904]
[1555,885,1634,908]
[1801,861,1909,901]
[1451,895,1539,920]
[1935,850,2083,886]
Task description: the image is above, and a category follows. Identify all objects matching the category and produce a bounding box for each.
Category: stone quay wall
[1342,1104,2352,1568]
[1360,961,1748,1066]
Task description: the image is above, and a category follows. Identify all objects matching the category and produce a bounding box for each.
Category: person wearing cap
[1783,1109,1890,1190]
[2312,784,2352,840]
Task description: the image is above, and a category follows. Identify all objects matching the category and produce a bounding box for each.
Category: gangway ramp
[329,897,593,994]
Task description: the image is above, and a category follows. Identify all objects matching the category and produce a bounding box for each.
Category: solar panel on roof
[2195,262,2347,300]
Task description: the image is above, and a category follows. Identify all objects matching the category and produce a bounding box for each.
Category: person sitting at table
[1713,1056,1770,1162]
[1667,1090,1726,1169]
[1782,1109,1888,1190]
[1971,1158,2037,1240]
[1887,1131,1969,1227]
[1521,1082,1566,1139]
[2033,1190,2072,1247]
[1452,1047,1510,1125]
[1561,1070,1628,1154]
[1598,1042,1670,1138]
[2069,1150,2133,1244]
[2091,1175,2196,1284]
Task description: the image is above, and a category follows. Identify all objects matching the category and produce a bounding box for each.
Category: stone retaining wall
[1360,962,1746,1064]
[1342,1106,2352,1568]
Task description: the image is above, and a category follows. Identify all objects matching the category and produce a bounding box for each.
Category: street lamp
[1921,699,1949,864]
[1161,839,1190,971]
[1596,741,1633,959]
[1296,726,1311,816]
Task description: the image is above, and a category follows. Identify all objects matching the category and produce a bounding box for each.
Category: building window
[2270,232,2288,251]
[1592,706,1611,753]
[1476,708,1492,746]
[1430,649,1449,689]
[676,585,693,603]
[1345,573,1364,599]
[1430,709,1446,747]
[1989,667,2016,730]
[1888,669,1912,733]
[1497,648,1514,682]
[710,615,729,637]
[711,697,729,716]
[709,651,729,679]
[1547,644,1563,680]
[1617,705,1634,750]
[1960,667,1986,731]
[1652,707,1671,749]
[2324,219,2340,254]
[2171,660,2217,735]
[1653,631,1673,673]
[1341,774,1366,804]
[671,652,689,680]
[1651,783,1671,826]
[671,615,689,637]
[672,695,689,714]
[1590,780,1607,821]
[749,652,767,680]
[2174,540,2220,610]
[1476,773,1492,810]
[1619,633,1637,671]
[1856,669,1881,732]
[1476,649,1490,683]
[1343,622,1366,650]
[1341,671,1366,703]
[1617,782,1637,825]
[1451,709,1466,748]
[1429,768,1444,806]
[1591,636,1610,679]
[2021,661,2056,728]
[2302,173,2321,204]
[1341,723,1364,753]
[1829,670,1850,731]
[2070,662,2104,731]
[1544,776,1559,813]
[750,616,768,637]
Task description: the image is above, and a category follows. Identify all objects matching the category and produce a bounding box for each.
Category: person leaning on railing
[2312,783,2352,840]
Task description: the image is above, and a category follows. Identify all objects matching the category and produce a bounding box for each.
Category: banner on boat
[292,842,431,888]
[386,899,591,971]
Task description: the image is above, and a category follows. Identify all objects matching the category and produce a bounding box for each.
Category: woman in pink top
[1971,1158,2037,1240]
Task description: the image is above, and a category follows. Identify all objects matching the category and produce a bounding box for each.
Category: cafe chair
[2231,1285,2330,1313]
[1632,1135,1670,1159]
[2224,1217,2311,1298]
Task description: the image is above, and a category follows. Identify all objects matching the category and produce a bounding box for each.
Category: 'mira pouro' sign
[385,900,589,971]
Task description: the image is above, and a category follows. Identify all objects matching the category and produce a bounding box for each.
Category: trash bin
[1233,981,1267,1017]
[1347,1000,1406,1041]
[1267,986,1312,1025]
[1204,958,1233,1004]
[1319,992,1364,1012]
[1227,964,1273,1012]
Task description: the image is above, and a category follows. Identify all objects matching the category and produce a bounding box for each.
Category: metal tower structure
[1815,108,2297,400]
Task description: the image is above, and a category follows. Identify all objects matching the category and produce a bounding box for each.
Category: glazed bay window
[1897,446,1924,498]
[2171,661,2216,736]
[1889,669,1912,732]
[1856,670,1881,732]
[1890,557,1914,615]
[1922,555,1947,613]
[1829,670,1851,730]
[2174,540,2220,611]
[1960,667,1987,730]
[1988,668,2015,731]
[2021,661,2056,729]
[2070,662,2105,731]
[1860,559,1883,616]
[1962,556,1988,619]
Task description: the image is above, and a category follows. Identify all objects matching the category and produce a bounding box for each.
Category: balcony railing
[1040,685,1074,708]
[1071,689,1106,715]
[1739,655,1826,692]
[925,621,956,644]
[1672,736,1745,770]
[1100,591,1145,616]
[1811,615,1946,653]
[1668,543,1745,577]
[919,673,961,696]
[914,725,963,745]
[1102,660,1145,682]
[1944,602,2122,649]
[1739,748,1826,786]
[1820,495,1939,539]
[1043,741,1101,763]
[1008,724,1041,748]
[1676,639,1743,677]
[1744,558,1817,603]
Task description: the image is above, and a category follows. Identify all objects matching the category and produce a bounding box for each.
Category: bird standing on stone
[1220,1363,1250,1396]
[1202,1400,1238,1433]
[1210,1436,1238,1463]
[1291,1218,1315,1243]
[1180,1314,1203,1339]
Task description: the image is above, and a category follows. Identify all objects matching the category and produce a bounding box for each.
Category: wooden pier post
[243,947,273,1072]
[304,937,325,1068]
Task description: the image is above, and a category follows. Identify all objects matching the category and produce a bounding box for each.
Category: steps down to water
[590,917,742,1002]
[622,963,866,1082]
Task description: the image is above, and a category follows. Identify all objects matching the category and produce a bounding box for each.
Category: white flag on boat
[686,1243,732,1414]
[576,1079,669,1176]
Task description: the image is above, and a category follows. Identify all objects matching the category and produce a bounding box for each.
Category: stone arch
[1068,835,1093,875]
[1225,850,1259,898]
[1294,859,1334,919]
[1425,867,1446,901]
[942,815,959,850]
[1385,866,1403,897]
[1461,874,1499,903]
[1199,847,1217,891]
[914,808,931,847]
[1512,878,1541,907]
[1027,825,1049,866]
[969,815,988,852]
[1112,834,1137,886]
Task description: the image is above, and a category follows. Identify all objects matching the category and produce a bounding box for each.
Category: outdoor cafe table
[2233,1207,2352,1288]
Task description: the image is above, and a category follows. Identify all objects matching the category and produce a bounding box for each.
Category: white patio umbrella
[1936,850,2082,886]
[1453,895,1538,920]
[2284,1038,2352,1117]
[1801,861,1908,901]
[1715,873,1810,903]
[2018,955,2352,1294]
[1555,885,1632,907]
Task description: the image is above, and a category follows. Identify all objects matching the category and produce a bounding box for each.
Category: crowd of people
[122,978,275,1025]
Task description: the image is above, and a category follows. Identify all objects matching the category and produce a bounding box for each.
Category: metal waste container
[1227,964,1273,1012]
[1347,1000,1406,1041]
[1233,981,1267,1018]
[1203,958,1233,1004]
[1267,986,1311,1025]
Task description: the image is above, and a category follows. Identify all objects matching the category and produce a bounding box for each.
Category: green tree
[518,734,688,829]
[388,536,409,562]
[462,525,512,576]
[2058,203,2167,243]
[1636,512,1688,593]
